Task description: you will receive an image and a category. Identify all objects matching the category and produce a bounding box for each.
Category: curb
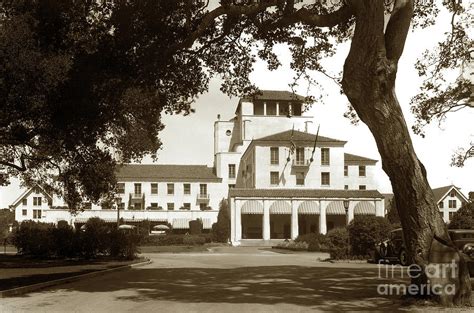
[0,258,152,298]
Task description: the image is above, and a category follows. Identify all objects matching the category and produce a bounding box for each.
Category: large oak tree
[1,0,472,305]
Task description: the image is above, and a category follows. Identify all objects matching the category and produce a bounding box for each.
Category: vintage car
[374,228,409,265]
[374,228,474,273]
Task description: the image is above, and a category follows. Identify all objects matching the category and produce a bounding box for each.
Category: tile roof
[243,90,306,102]
[116,164,221,182]
[254,130,346,145]
[229,188,383,199]
[432,185,454,202]
[344,153,378,164]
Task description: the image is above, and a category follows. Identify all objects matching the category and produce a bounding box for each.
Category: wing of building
[11,90,386,244]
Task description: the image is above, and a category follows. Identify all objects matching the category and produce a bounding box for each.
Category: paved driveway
[0,247,467,313]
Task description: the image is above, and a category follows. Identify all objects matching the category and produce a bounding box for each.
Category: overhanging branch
[385,0,414,62]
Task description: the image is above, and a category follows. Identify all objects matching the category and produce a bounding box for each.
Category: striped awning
[202,218,212,229]
[269,201,291,214]
[149,218,168,222]
[74,217,118,223]
[241,201,264,214]
[326,201,346,215]
[298,201,320,214]
[354,202,376,215]
[172,218,191,229]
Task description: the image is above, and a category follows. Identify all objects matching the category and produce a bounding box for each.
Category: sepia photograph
[0,0,473,312]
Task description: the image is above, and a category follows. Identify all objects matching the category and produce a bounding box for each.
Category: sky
[1,3,473,208]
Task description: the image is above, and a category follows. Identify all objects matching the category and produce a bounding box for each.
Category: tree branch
[385,0,414,62]
[0,154,27,172]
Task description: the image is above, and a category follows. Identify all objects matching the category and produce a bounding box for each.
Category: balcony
[197,193,210,202]
[130,193,144,199]
[292,159,311,169]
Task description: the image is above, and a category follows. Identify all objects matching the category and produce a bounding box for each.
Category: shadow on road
[58,265,409,311]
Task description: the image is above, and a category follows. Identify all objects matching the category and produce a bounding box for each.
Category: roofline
[117,178,222,183]
[11,185,53,208]
[436,185,469,203]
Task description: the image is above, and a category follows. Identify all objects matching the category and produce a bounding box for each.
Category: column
[263,102,267,115]
[347,201,354,225]
[375,200,384,217]
[263,200,270,240]
[319,200,327,235]
[291,200,299,240]
[235,199,242,242]
[276,102,279,116]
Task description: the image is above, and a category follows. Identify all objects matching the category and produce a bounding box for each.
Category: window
[134,202,142,210]
[22,199,27,206]
[449,200,457,209]
[292,103,302,116]
[33,209,41,219]
[296,147,305,164]
[296,172,305,186]
[228,164,236,179]
[270,171,279,186]
[254,102,264,115]
[359,165,366,177]
[167,203,174,211]
[266,102,277,115]
[270,147,279,165]
[199,184,207,197]
[199,203,207,210]
[151,183,158,194]
[226,130,232,136]
[439,202,444,209]
[321,148,330,165]
[134,183,141,195]
[150,203,158,210]
[118,202,125,210]
[33,197,42,206]
[167,183,174,195]
[183,183,191,194]
[344,185,349,190]
[117,183,125,194]
[321,172,330,186]
[22,209,27,216]
[182,203,191,210]
[229,184,235,189]
[344,165,348,177]
[279,102,290,116]
[449,212,456,221]
[450,190,456,197]
[359,185,367,190]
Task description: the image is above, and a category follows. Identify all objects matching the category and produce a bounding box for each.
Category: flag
[310,124,320,162]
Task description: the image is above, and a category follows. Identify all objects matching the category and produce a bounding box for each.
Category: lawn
[139,245,213,253]
[0,253,144,291]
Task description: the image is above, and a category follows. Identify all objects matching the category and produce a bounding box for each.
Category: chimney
[217,114,221,120]
[304,121,313,133]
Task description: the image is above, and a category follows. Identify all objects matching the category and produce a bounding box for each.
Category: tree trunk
[341,0,471,306]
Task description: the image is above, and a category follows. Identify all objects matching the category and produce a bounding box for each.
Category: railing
[292,159,311,167]
[130,193,144,199]
[197,193,210,201]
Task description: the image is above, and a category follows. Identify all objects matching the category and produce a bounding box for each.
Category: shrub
[295,233,328,252]
[326,228,349,260]
[79,218,110,258]
[109,229,141,259]
[52,222,76,258]
[212,199,230,243]
[189,219,203,235]
[449,202,474,230]
[12,221,55,257]
[347,216,392,257]
[151,234,185,246]
[199,233,213,243]
[276,240,309,251]
[183,234,206,245]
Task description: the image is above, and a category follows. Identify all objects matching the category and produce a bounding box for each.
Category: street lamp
[115,197,122,229]
[343,199,350,257]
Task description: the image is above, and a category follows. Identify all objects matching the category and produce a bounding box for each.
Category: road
[0,247,466,313]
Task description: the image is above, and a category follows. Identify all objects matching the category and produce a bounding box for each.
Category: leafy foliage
[448,202,474,230]
[347,216,393,257]
[295,233,328,252]
[326,227,349,260]
[212,199,230,243]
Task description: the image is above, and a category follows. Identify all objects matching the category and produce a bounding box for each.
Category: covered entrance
[241,200,263,239]
[269,201,291,239]
[298,201,319,235]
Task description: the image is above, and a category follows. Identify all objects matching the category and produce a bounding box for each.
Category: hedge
[347,216,392,257]
[295,233,328,252]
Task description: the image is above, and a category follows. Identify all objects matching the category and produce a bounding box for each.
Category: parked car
[374,228,409,265]
[448,229,474,276]
[374,228,474,274]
